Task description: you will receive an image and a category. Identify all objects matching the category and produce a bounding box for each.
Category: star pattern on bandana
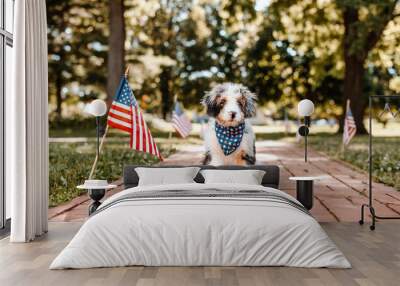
[215,122,245,155]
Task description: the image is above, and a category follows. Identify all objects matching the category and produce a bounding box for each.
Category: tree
[255,0,400,131]
[46,0,400,125]
[124,0,257,117]
[107,0,126,106]
[244,1,345,119]
[47,0,72,119]
[47,0,108,119]
[337,0,398,133]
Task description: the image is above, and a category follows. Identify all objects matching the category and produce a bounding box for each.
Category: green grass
[49,139,175,207]
[309,134,400,191]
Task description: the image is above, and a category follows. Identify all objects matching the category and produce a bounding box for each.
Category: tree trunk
[339,2,396,134]
[342,55,368,134]
[340,6,368,134]
[55,71,63,120]
[107,0,125,106]
[160,68,172,119]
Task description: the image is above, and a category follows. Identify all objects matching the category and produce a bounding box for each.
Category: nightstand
[289,176,326,210]
[77,182,117,215]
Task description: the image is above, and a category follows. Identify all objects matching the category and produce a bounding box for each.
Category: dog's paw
[241,151,256,165]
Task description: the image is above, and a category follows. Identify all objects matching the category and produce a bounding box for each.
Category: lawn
[49,139,175,207]
[309,134,400,191]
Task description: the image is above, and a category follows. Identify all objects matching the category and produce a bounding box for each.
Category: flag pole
[124,64,130,78]
[89,125,109,179]
[88,65,131,179]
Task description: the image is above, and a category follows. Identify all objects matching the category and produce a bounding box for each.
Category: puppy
[201,82,257,166]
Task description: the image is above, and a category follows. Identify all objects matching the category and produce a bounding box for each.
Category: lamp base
[88,189,106,215]
[298,125,309,136]
[296,180,313,210]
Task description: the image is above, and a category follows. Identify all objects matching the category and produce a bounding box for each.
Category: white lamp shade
[297,99,314,117]
[87,99,107,117]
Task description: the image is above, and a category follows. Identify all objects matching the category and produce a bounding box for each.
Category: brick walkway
[49,140,400,222]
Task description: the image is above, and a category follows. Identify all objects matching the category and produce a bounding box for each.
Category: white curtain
[7,0,49,242]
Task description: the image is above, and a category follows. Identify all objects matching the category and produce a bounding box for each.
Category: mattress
[50,183,350,269]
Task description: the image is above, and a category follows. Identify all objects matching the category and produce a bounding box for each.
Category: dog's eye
[238,97,245,107]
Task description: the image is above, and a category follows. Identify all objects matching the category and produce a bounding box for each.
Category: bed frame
[123,165,280,189]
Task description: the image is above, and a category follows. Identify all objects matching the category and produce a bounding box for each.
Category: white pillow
[200,169,266,185]
[135,167,201,186]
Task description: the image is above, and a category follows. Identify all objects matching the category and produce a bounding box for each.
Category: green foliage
[47,0,108,117]
[49,141,174,207]
[336,0,397,58]
[46,0,400,122]
[246,0,400,123]
[309,135,400,190]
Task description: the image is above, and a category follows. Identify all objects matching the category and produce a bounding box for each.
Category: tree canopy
[47,0,400,130]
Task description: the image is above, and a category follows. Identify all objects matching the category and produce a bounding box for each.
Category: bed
[50,165,350,269]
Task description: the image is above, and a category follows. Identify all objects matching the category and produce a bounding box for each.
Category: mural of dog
[201,82,257,166]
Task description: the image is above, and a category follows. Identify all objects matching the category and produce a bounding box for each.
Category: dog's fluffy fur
[202,82,257,166]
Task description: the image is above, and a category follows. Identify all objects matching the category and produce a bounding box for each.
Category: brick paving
[49,140,400,223]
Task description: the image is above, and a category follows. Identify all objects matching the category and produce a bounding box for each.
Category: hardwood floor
[1,222,399,286]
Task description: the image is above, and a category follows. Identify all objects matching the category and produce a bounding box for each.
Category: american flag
[343,99,357,146]
[107,77,162,159]
[172,101,192,138]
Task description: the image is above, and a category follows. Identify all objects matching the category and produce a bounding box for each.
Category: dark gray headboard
[123,165,280,189]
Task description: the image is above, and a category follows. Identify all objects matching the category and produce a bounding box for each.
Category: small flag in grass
[172,101,192,138]
[343,99,357,146]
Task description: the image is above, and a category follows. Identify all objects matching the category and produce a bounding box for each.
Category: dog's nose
[230,112,237,119]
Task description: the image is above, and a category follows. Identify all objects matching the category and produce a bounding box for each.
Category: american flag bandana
[215,122,245,156]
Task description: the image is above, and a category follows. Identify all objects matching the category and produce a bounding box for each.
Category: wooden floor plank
[2,221,398,285]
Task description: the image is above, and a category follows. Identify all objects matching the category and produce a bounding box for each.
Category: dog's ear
[202,86,224,117]
[239,86,257,118]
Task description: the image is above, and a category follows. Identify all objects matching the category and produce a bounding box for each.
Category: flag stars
[215,122,245,156]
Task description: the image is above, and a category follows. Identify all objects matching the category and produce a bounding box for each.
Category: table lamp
[86,99,107,157]
[297,99,314,162]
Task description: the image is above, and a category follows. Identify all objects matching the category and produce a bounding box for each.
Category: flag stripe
[107,120,132,133]
[110,103,131,115]
[173,122,191,137]
[108,111,132,124]
[138,109,143,151]
[112,101,131,111]
[148,127,154,154]
[173,117,191,134]
[108,116,132,128]
[109,108,132,120]
[172,114,191,128]
[143,114,149,152]
[132,105,137,150]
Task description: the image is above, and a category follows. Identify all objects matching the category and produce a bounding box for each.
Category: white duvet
[50,183,350,269]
